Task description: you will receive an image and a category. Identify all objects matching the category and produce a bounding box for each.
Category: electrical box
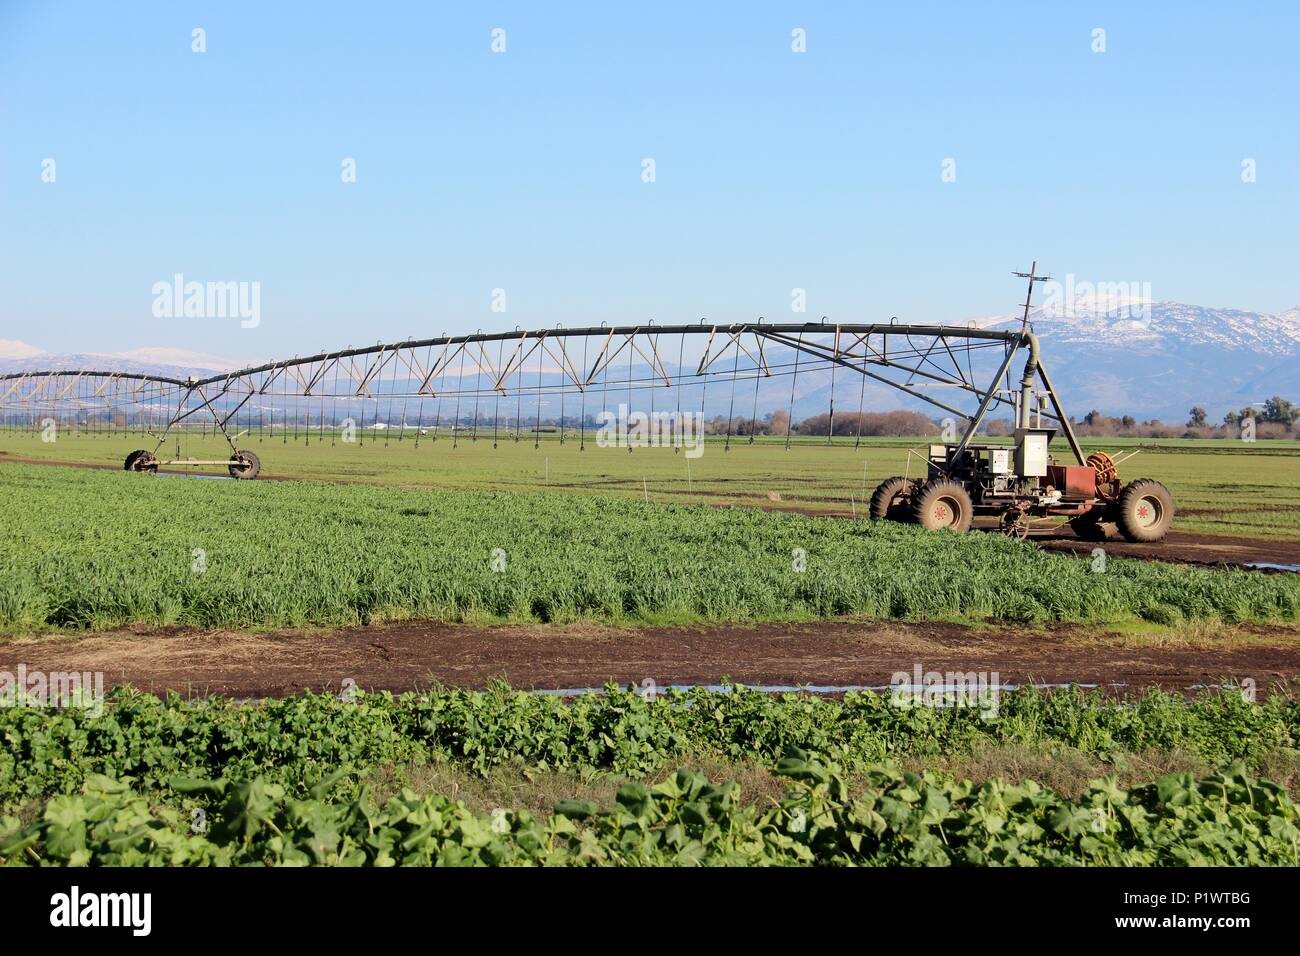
[990,449,1011,474]
[1015,430,1049,477]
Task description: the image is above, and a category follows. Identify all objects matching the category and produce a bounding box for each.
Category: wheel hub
[1135,496,1162,528]
[932,498,957,526]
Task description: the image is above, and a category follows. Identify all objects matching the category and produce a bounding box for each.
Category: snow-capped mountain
[989,298,1300,354]
[0,343,248,381]
[974,300,1300,419]
[0,340,47,361]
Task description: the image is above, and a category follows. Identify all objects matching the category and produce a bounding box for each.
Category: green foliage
[1229,397,1299,426]
[2,684,1295,810]
[5,428,1299,540]
[1,462,1296,631]
[4,752,1297,866]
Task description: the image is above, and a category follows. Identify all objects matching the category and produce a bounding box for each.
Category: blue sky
[2,1,1297,362]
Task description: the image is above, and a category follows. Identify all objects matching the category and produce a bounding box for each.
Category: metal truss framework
[0,323,1085,464]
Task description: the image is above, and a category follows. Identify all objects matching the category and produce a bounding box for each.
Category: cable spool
[1087,451,1122,499]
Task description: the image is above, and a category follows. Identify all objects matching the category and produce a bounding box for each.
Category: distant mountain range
[4,298,1298,423]
[980,299,1300,421]
[0,342,249,382]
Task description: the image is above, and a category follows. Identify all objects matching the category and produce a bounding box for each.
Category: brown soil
[3,619,1297,699]
[1033,529,1299,569]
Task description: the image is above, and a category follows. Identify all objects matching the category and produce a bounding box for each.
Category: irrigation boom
[1,322,1082,460]
[0,275,1176,542]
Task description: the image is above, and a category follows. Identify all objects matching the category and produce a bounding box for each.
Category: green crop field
[1,460,1297,632]
[2,426,1299,538]
[2,434,1298,869]
[3,685,1298,866]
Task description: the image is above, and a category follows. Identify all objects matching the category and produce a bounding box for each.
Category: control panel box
[1015,430,1049,477]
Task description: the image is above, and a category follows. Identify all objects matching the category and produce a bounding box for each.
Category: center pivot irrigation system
[0,269,1175,542]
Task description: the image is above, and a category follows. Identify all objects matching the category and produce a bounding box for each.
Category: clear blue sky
[2,0,1297,361]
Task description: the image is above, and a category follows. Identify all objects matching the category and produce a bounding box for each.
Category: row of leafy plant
[2,462,1298,630]
[3,752,1296,866]
[3,684,1295,809]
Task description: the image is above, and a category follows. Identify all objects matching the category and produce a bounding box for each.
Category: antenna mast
[1013,260,1052,333]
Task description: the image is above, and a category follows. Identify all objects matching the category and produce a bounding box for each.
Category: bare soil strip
[1032,529,1299,569]
[3,620,1297,699]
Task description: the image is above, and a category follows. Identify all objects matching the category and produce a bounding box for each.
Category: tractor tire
[229,450,261,480]
[124,450,158,474]
[869,476,916,522]
[1116,478,1174,543]
[911,479,974,532]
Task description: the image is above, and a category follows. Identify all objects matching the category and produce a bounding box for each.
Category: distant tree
[1262,395,1298,425]
[1224,410,1241,427]
[1120,415,1136,429]
[767,408,791,436]
[794,410,934,437]
[1187,406,1207,427]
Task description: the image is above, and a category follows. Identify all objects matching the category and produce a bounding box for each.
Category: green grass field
[3,427,1299,538]
[2,460,1296,632]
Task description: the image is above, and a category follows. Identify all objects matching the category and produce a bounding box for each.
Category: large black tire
[869,476,916,522]
[1116,478,1174,542]
[229,450,261,480]
[911,479,974,532]
[124,450,158,474]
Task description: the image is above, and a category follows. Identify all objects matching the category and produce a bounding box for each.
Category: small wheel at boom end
[229,450,261,480]
[123,450,158,474]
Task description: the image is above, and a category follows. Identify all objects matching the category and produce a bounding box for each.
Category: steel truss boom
[0,323,1085,464]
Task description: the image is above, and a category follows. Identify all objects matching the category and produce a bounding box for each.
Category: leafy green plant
[4,752,1297,867]
[2,684,1295,811]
